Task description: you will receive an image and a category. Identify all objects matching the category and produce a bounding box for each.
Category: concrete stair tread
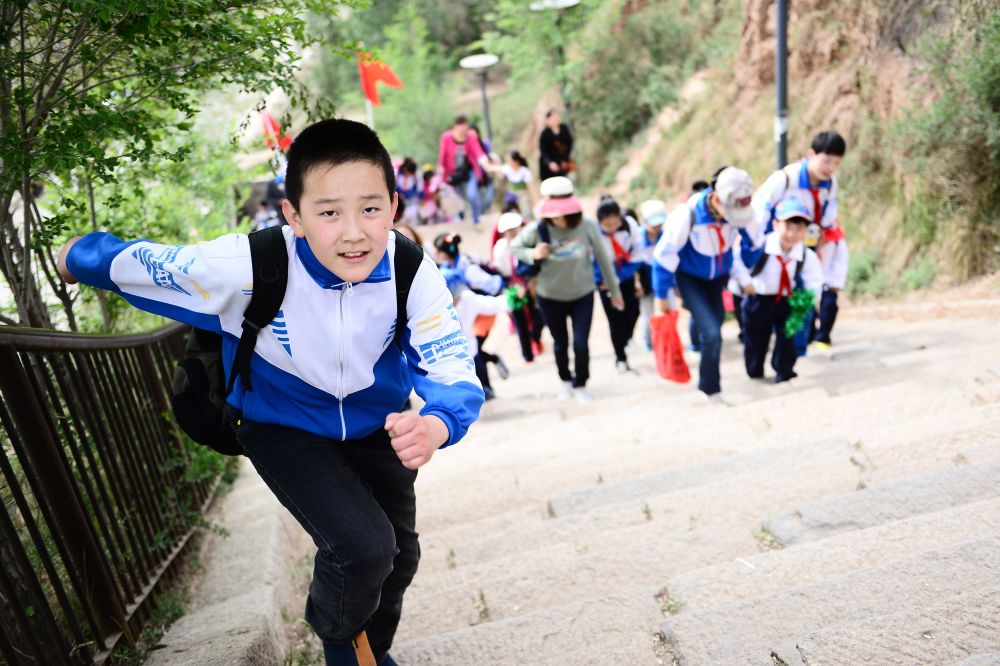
[395,587,664,665]
[763,459,1000,545]
[402,524,757,638]
[661,536,1000,664]
[664,497,1000,612]
[781,583,1000,664]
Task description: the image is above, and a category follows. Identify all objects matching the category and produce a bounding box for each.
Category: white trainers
[574,387,594,404]
[557,381,574,400]
[615,360,630,374]
[705,393,727,407]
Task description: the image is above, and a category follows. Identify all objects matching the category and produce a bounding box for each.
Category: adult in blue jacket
[652,166,763,402]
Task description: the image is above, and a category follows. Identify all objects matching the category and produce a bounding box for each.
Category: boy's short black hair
[284,118,395,212]
[691,179,710,193]
[780,215,810,226]
[810,130,847,157]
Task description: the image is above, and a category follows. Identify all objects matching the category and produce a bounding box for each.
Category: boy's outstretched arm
[57,237,82,283]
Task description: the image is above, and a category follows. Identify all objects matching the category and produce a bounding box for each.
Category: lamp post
[459,53,500,146]
[775,0,789,168]
[529,0,580,123]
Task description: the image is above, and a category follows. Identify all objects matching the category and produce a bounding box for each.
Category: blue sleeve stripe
[66,232,144,293]
[118,293,222,332]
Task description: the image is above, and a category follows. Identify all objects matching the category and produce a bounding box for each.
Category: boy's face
[776,218,807,250]
[283,160,396,284]
[806,149,842,182]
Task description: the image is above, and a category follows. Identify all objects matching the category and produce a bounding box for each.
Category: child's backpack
[170,228,425,456]
[514,221,551,278]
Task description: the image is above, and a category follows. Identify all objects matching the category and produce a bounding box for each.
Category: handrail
[0,321,224,664]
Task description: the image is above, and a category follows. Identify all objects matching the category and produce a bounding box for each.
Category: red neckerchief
[810,188,823,228]
[708,223,726,270]
[609,232,630,268]
[776,255,793,302]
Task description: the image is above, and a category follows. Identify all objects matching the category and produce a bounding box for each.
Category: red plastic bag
[649,311,691,383]
[722,289,734,312]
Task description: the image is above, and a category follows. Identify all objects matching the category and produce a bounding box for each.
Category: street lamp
[529,0,580,123]
[459,53,500,146]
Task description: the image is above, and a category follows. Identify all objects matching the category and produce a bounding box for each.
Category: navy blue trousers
[812,288,839,344]
[675,272,727,395]
[742,294,798,382]
[538,292,595,387]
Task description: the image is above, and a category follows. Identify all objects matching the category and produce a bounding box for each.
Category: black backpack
[170,228,425,455]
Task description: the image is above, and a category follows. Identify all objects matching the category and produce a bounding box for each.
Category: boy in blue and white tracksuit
[652,167,763,399]
[732,199,823,382]
[752,131,849,347]
[58,119,483,666]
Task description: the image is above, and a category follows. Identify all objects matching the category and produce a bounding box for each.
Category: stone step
[394,587,663,665]
[416,394,991,536]
[548,634,663,666]
[403,524,756,639]
[763,459,1000,545]
[416,506,546,574]
[664,497,1000,613]
[782,584,1000,664]
[661,536,1000,665]
[547,438,852,517]
[957,654,1000,666]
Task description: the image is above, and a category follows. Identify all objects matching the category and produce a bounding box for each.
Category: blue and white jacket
[66,227,484,446]
[593,214,644,285]
[752,159,839,231]
[651,189,762,297]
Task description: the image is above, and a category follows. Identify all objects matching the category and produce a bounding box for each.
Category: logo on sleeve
[132,245,191,296]
[417,330,471,366]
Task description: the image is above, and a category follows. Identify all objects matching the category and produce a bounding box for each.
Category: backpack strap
[227,226,288,395]
[392,229,425,351]
[537,219,551,244]
[750,251,770,277]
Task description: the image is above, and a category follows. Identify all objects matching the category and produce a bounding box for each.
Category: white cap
[497,212,524,233]
[639,199,668,227]
[714,167,755,228]
[539,176,574,198]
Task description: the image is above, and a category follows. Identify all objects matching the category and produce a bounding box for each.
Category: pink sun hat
[534,176,582,219]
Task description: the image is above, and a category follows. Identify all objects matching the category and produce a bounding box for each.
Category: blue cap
[774,198,812,222]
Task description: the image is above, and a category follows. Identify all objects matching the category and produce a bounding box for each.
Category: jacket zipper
[337,282,352,441]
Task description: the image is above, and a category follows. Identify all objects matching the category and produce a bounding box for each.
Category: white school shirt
[751,161,839,230]
[731,232,824,296]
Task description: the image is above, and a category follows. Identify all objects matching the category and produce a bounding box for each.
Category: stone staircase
[387,298,1000,665]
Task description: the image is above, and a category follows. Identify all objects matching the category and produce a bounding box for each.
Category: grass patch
[752,527,784,552]
[655,587,683,615]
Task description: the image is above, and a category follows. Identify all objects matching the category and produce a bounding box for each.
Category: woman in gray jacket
[511,177,623,404]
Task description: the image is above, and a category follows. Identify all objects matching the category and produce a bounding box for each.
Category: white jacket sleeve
[651,205,693,297]
[401,257,485,446]
[751,169,789,228]
[826,238,849,289]
[801,249,825,295]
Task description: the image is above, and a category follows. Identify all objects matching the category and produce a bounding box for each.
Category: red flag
[261,111,293,151]
[357,53,403,107]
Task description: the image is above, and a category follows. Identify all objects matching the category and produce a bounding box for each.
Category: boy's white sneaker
[615,360,630,374]
[574,387,593,404]
[705,393,727,407]
[557,381,574,400]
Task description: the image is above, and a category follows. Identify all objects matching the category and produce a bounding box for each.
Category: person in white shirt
[731,199,823,383]
[493,211,545,362]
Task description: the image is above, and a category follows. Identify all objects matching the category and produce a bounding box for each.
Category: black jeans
[598,282,641,363]
[474,334,498,389]
[510,297,544,361]
[236,420,419,662]
[742,294,798,381]
[812,288,839,344]
[537,292,595,387]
